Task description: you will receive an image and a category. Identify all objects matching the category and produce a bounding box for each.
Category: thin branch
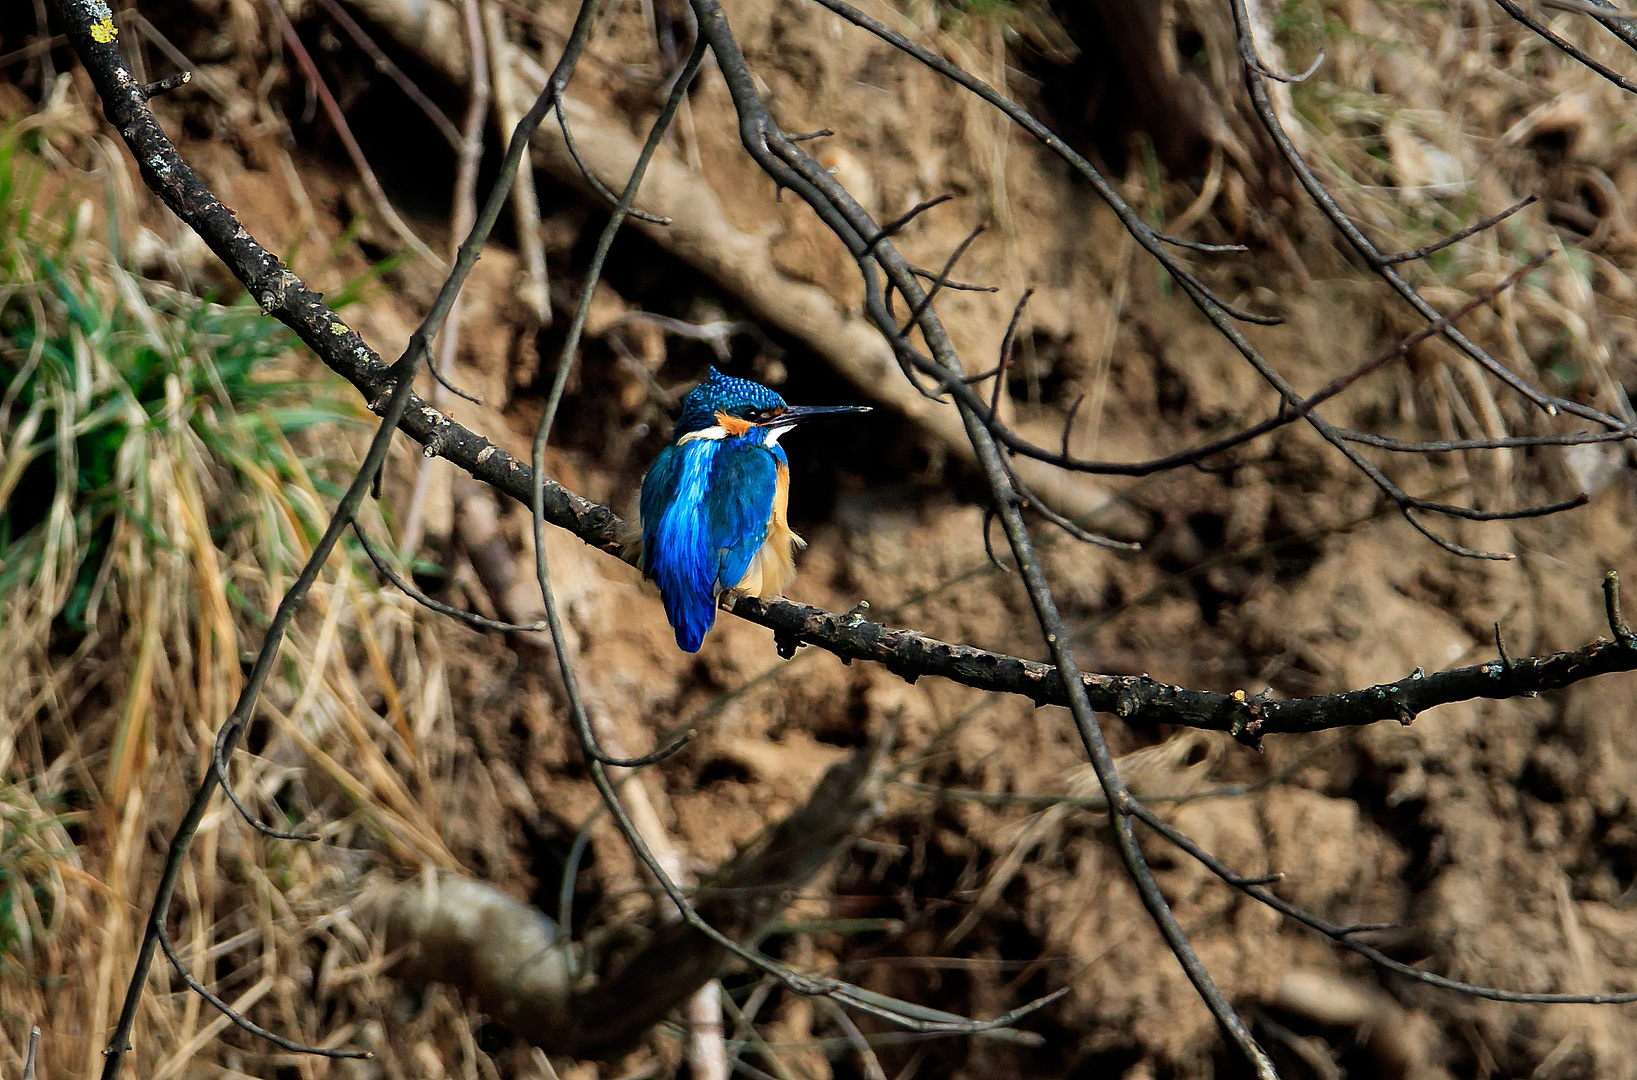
[1495,621,1516,672]
[485,0,552,321]
[866,193,955,254]
[313,0,463,146]
[556,105,674,224]
[214,734,322,841]
[140,70,191,97]
[1157,233,1250,253]
[1128,798,1637,1003]
[1538,0,1637,18]
[1494,0,1637,94]
[355,519,550,633]
[22,1028,39,1080]
[987,288,1032,416]
[1245,50,1326,83]
[1606,570,1636,646]
[1536,0,1637,63]
[824,999,889,1080]
[263,0,445,268]
[1341,425,1637,452]
[398,0,491,558]
[1060,392,1085,459]
[999,452,1140,552]
[1379,194,1539,265]
[155,922,373,1059]
[905,263,997,293]
[898,222,988,335]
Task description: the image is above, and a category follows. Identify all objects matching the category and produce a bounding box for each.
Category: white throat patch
[677,425,730,445]
[678,424,787,447]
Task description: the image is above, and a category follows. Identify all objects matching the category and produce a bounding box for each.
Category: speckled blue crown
[675,367,787,436]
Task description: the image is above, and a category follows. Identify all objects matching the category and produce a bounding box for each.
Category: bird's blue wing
[639,440,776,652]
[641,442,717,651]
[639,443,685,546]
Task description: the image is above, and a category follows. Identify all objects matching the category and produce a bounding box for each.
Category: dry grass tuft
[0,107,464,1079]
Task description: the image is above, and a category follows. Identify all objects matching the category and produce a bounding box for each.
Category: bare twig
[865,193,955,254]
[139,70,190,97]
[1537,0,1637,22]
[824,1000,889,1080]
[356,519,550,632]
[1495,622,1516,672]
[264,0,444,268]
[398,0,491,558]
[987,288,1033,416]
[1605,570,1636,646]
[1379,194,1539,265]
[1157,233,1250,253]
[555,105,675,224]
[1129,798,1637,1003]
[1245,50,1326,83]
[485,0,551,321]
[22,1027,39,1080]
[313,0,463,146]
[1542,0,1637,59]
[155,923,373,1059]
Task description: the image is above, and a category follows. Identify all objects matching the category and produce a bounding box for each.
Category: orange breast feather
[730,461,803,599]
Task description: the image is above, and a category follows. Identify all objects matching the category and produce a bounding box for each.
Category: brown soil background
[8,0,1637,1078]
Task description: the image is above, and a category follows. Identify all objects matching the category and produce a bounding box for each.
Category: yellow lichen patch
[330,321,351,335]
[90,16,118,42]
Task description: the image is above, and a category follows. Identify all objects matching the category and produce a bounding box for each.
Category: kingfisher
[638,367,870,652]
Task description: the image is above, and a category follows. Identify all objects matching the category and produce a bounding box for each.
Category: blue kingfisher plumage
[638,367,870,652]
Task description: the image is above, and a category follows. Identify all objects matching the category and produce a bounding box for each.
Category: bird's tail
[671,606,712,652]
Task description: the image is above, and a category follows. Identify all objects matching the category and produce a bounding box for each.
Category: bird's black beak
[765,404,872,428]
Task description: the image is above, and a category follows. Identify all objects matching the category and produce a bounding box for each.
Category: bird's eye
[742,407,769,423]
